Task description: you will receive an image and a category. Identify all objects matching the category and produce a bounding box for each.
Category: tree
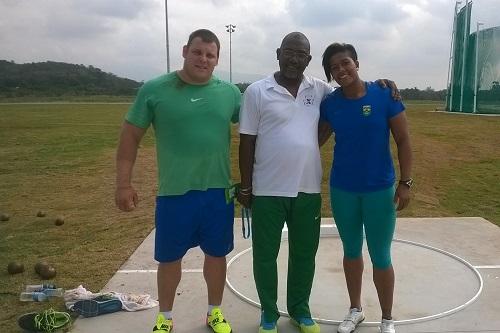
[0,60,141,97]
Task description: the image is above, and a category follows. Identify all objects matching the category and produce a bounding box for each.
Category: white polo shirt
[239,74,333,197]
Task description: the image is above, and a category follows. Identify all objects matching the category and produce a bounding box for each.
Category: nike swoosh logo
[190,98,203,102]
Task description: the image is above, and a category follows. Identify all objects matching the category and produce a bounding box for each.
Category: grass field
[1,101,499,332]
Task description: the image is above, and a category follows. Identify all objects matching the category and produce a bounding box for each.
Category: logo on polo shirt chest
[362,105,372,116]
[303,95,314,106]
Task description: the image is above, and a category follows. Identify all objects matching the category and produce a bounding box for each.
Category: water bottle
[25,284,64,297]
[19,292,49,302]
[25,283,57,292]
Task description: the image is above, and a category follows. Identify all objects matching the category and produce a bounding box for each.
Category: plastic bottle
[25,284,64,297]
[25,283,57,292]
[43,288,64,297]
[19,292,49,302]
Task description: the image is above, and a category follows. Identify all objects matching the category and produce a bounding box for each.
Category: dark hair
[321,43,358,82]
[187,29,221,56]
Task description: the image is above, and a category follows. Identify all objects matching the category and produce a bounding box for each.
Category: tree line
[398,86,447,101]
[1,60,447,101]
[236,82,447,101]
[0,60,141,97]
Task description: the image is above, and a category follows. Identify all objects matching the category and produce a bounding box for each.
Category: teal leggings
[330,186,396,269]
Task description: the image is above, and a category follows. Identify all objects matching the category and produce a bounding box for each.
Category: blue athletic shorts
[154,188,234,263]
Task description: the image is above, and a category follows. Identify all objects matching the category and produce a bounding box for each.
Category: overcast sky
[1,0,499,89]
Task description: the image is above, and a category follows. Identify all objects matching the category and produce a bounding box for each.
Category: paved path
[71,217,500,333]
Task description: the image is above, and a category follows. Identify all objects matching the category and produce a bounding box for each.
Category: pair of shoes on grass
[18,308,71,333]
[152,307,232,333]
[72,294,123,318]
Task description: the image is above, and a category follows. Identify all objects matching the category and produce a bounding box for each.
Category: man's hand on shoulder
[375,79,401,101]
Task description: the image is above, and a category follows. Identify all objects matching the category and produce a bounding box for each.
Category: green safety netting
[446,3,500,114]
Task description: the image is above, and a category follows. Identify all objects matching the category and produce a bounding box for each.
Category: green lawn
[0,101,499,332]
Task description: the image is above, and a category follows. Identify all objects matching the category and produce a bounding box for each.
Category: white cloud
[0,0,499,89]
[286,0,408,28]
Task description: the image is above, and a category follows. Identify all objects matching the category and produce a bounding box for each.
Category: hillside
[0,60,141,97]
[0,60,452,101]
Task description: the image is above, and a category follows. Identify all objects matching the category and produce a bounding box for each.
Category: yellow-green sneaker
[206,307,232,333]
[290,317,320,333]
[153,313,173,333]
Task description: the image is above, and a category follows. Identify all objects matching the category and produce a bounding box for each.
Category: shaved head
[280,32,310,52]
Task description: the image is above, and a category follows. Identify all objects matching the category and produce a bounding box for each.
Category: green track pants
[251,193,321,323]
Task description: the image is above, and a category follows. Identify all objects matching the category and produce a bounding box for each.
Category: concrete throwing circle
[226,225,483,326]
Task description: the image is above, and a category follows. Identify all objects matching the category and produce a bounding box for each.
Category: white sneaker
[337,308,365,333]
[379,318,395,333]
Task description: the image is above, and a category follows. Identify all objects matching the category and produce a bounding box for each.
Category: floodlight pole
[473,22,484,114]
[165,0,171,73]
[226,24,236,83]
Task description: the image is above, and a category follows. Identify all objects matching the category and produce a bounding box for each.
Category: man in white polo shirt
[238,32,331,333]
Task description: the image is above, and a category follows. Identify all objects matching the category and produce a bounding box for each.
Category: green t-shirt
[126,72,241,196]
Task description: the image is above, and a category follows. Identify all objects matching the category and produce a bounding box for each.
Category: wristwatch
[399,178,414,188]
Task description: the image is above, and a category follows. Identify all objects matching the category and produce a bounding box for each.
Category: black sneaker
[18,308,71,332]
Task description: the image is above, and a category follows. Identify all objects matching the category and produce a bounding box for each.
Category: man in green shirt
[115,29,240,333]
